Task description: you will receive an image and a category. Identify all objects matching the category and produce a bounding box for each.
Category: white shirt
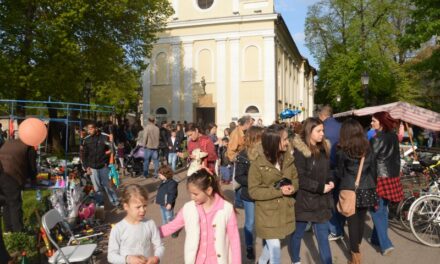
[107,218,164,264]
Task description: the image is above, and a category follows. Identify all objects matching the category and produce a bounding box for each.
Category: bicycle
[397,159,433,230]
[407,159,440,247]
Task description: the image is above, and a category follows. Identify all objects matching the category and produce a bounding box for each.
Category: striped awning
[334,101,440,131]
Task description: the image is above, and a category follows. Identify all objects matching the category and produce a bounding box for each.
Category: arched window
[197,0,214,9]
[155,52,168,84]
[155,107,168,115]
[243,45,260,81]
[245,105,259,114]
[197,49,213,81]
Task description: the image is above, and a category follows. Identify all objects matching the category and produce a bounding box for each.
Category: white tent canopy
[334,101,440,131]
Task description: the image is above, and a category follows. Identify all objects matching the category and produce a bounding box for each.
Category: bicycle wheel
[398,196,416,230]
[409,195,440,247]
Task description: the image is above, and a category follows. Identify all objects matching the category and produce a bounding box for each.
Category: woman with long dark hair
[234,126,264,260]
[369,111,403,255]
[336,119,377,264]
[290,117,334,264]
[248,125,298,264]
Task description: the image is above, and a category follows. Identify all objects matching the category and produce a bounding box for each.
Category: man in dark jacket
[159,121,170,166]
[319,105,345,241]
[0,139,37,232]
[83,122,119,207]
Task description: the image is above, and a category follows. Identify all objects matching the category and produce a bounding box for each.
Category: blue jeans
[258,239,281,264]
[159,206,174,225]
[143,148,159,177]
[370,197,393,252]
[219,165,232,182]
[90,167,119,206]
[329,187,346,236]
[243,200,255,248]
[290,221,332,264]
[168,152,177,172]
[235,188,244,208]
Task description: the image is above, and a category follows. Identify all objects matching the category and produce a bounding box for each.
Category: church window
[197,0,214,9]
[245,105,260,114]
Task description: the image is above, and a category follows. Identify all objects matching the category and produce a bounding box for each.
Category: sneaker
[382,246,394,256]
[246,247,255,260]
[328,233,343,241]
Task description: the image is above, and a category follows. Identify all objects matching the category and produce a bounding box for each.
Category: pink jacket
[160,194,241,264]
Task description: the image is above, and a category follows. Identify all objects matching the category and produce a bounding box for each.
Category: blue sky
[274,0,320,68]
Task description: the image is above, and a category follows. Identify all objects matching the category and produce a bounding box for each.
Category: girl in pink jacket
[160,169,241,264]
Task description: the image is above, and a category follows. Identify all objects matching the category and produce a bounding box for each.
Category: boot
[347,251,361,264]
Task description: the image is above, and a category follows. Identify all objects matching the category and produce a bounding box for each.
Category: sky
[274,0,320,68]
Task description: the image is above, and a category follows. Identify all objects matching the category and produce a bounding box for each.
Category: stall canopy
[334,101,440,131]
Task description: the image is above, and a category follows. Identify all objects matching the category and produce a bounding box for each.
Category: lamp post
[336,94,341,103]
[361,71,369,105]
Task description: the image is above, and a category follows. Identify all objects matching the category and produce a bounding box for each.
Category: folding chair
[42,209,97,263]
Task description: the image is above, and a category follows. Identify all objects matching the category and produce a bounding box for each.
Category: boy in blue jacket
[156,165,179,237]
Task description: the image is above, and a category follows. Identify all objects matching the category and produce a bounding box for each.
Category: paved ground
[98,170,440,264]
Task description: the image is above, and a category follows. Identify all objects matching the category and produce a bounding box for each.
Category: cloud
[293,32,305,43]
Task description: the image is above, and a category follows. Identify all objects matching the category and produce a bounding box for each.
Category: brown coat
[0,139,37,186]
[226,126,245,161]
[248,144,299,239]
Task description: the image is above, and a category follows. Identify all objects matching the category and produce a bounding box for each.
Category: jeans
[290,221,332,264]
[258,239,281,264]
[370,197,393,252]
[219,165,232,182]
[91,167,119,206]
[243,200,255,248]
[168,152,178,172]
[329,187,346,236]
[160,206,174,225]
[234,188,244,208]
[143,148,159,177]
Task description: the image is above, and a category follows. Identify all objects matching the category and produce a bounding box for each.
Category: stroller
[125,145,144,177]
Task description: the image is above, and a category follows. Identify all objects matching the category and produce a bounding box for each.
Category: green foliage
[3,232,38,259]
[22,189,51,230]
[0,0,173,113]
[305,0,425,111]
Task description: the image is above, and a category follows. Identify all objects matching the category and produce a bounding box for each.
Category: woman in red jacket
[185,123,218,174]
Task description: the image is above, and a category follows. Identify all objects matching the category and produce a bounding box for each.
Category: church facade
[141,0,316,127]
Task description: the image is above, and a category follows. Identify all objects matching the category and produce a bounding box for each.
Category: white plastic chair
[42,209,97,264]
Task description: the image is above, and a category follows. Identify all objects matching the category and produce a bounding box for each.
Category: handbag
[337,156,365,217]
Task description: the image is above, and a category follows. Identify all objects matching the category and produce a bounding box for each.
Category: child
[167,129,181,172]
[159,169,241,264]
[108,184,164,264]
[156,166,178,229]
[218,137,232,184]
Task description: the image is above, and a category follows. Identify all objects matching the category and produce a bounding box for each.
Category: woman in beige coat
[248,125,299,264]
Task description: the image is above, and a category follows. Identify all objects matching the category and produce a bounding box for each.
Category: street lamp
[361,72,369,105]
[336,94,341,103]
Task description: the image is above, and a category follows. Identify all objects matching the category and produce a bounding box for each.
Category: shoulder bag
[337,156,365,217]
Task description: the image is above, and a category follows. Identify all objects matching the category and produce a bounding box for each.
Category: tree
[400,0,440,112]
[305,0,419,111]
[0,0,173,107]
[0,0,173,151]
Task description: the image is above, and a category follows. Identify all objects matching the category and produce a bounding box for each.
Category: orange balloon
[18,118,48,146]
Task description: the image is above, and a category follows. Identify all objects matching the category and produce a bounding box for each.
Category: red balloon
[18,118,47,146]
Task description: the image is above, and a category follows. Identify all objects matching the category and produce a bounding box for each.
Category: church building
[141,0,316,127]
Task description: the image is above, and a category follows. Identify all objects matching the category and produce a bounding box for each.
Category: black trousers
[347,207,368,253]
[0,173,23,232]
[0,217,11,263]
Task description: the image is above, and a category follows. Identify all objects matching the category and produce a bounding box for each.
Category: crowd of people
[99,106,409,264]
[0,105,420,263]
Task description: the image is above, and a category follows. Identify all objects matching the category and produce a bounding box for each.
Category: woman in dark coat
[234,126,264,260]
[336,118,377,264]
[290,117,334,264]
[369,111,403,256]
